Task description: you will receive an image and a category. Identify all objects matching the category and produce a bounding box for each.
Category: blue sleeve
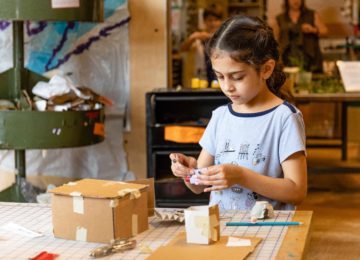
[199,110,218,156]
[279,112,306,163]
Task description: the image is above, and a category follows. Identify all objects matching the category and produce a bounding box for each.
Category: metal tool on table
[90,238,137,258]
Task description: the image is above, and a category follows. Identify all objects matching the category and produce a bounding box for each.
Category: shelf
[0,0,103,21]
[227,0,265,20]
[228,3,261,8]
[0,109,104,149]
[155,178,209,208]
[146,89,227,206]
[0,1,105,201]
[0,184,26,202]
[154,95,228,101]
[150,94,228,125]
[151,144,201,150]
[153,123,207,127]
[307,158,360,174]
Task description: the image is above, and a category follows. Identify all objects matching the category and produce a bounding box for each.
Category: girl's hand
[196,164,242,192]
[170,153,197,179]
[301,23,318,34]
[190,31,211,42]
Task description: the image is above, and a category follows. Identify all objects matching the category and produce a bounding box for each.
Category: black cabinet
[146,88,229,207]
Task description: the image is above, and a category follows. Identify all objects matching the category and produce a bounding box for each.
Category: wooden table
[0,203,313,259]
[294,92,360,161]
[277,211,313,259]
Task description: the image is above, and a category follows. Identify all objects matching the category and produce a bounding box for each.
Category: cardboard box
[128,178,155,217]
[184,204,220,244]
[50,178,148,243]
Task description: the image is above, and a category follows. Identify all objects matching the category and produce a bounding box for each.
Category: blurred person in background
[180,3,224,86]
[274,0,328,72]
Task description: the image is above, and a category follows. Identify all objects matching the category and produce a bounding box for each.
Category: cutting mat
[0,203,294,259]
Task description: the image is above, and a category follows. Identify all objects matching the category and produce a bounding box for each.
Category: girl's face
[288,0,302,11]
[204,15,222,34]
[211,51,271,111]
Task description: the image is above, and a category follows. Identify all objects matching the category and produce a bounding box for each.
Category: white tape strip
[76,226,87,242]
[132,214,138,236]
[109,199,119,208]
[70,192,84,214]
[51,0,80,9]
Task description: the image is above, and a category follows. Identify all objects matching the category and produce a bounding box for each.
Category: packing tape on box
[117,188,141,199]
[132,214,138,236]
[109,199,119,208]
[76,226,87,242]
[70,192,84,214]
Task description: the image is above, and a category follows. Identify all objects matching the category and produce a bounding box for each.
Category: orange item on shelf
[164,126,205,143]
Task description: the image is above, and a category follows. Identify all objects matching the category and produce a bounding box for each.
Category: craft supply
[226,237,252,247]
[29,251,58,260]
[155,208,185,223]
[250,201,274,222]
[184,204,220,244]
[226,221,302,226]
[89,238,136,258]
[148,233,261,259]
[189,168,202,185]
[0,222,43,238]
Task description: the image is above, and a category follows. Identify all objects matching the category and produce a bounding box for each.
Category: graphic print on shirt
[221,139,236,153]
[252,143,266,166]
[214,153,221,165]
[217,139,236,164]
[217,199,226,212]
[237,143,250,160]
[231,185,243,194]
[245,192,258,208]
[229,195,243,210]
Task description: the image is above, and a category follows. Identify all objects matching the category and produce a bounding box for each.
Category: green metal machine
[0,0,105,201]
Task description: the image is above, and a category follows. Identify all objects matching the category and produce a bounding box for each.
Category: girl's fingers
[170,153,180,163]
[197,173,218,181]
[200,166,220,176]
[171,162,192,178]
[203,185,227,192]
[197,179,224,186]
[170,153,189,167]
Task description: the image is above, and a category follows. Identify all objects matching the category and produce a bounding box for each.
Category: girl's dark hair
[284,0,305,13]
[203,3,224,20]
[206,15,287,98]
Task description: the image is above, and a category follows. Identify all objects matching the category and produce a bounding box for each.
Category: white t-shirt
[199,101,306,211]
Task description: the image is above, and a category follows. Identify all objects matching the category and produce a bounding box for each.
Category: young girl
[170,15,307,211]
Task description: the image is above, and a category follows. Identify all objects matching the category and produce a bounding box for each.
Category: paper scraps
[0,222,43,238]
[226,237,252,247]
[154,208,184,223]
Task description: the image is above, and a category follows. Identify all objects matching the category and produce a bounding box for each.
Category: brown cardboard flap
[128,178,154,216]
[49,178,148,199]
[52,195,115,243]
[148,232,262,260]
